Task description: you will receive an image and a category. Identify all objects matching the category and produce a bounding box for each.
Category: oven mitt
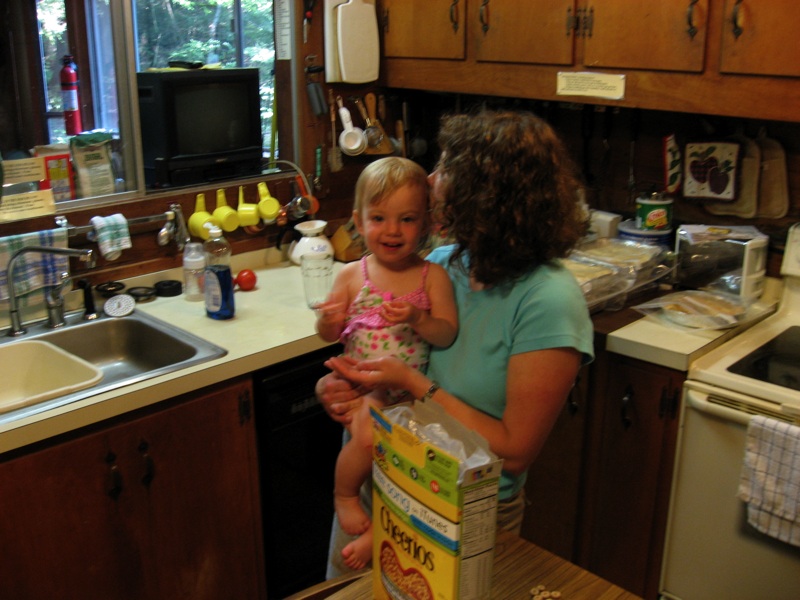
[663,134,682,194]
[683,141,740,203]
[755,127,789,219]
[705,134,758,218]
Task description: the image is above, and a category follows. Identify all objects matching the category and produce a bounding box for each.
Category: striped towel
[738,415,800,547]
[0,229,70,306]
[90,213,132,261]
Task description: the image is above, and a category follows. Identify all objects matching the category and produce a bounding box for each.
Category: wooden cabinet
[0,377,265,600]
[719,0,800,77]
[379,0,800,122]
[520,364,590,562]
[579,351,682,599]
[582,2,708,72]
[380,0,465,59]
[521,313,684,599]
[471,1,576,66]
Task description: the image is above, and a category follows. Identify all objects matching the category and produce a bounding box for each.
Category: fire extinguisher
[60,55,83,135]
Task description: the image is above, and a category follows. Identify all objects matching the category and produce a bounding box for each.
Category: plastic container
[617,220,673,248]
[203,225,235,319]
[635,193,673,230]
[183,243,206,302]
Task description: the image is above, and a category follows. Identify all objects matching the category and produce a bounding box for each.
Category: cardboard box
[371,402,502,600]
[40,154,76,201]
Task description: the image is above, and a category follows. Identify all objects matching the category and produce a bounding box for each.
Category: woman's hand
[316,368,364,425]
[325,355,421,395]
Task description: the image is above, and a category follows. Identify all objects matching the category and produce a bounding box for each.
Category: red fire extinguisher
[60,55,83,135]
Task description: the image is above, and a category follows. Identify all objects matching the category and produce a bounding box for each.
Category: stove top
[728,325,800,391]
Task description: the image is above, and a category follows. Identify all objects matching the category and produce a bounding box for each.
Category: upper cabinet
[378,0,800,122]
[471,1,576,66]
[719,0,800,77]
[582,2,708,72]
[381,0,466,59]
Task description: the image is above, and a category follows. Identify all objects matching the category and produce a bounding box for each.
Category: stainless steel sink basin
[0,310,227,424]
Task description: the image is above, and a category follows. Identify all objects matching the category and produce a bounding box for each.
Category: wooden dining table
[309,531,642,599]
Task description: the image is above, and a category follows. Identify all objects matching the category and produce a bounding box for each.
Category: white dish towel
[738,415,800,547]
[90,213,132,261]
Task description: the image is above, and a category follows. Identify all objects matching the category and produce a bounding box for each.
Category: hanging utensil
[327,89,343,172]
[354,96,382,147]
[582,104,595,186]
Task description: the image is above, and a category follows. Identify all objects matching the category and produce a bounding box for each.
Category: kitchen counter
[0,249,335,454]
[0,248,782,455]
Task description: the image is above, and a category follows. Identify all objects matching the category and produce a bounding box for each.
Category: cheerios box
[371,401,502,600]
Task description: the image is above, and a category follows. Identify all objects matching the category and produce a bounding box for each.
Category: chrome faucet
[6,246,95,336]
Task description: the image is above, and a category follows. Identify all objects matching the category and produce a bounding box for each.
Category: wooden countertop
[307,531,640,600]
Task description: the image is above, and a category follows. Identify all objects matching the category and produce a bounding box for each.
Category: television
[137,68,263,188]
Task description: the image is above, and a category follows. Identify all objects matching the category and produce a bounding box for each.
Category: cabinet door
[520,364,589,561]
[380,0,466,59]
[719,0,800,77]
[585,356,681,597]
[472,0,576,66]
[130,379,265,600]
[583,1,708,72]
[0,431,149,599]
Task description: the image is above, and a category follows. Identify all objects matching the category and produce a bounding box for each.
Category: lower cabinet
[0,376,266,600]
[522,345,683,600]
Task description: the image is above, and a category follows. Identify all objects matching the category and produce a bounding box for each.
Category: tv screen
[138,68,263,188]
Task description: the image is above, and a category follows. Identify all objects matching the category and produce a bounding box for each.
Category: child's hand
[381,300,421,326]
[316,297,347,329]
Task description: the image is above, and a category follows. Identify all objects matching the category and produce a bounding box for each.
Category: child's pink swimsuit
[340,257,432,388]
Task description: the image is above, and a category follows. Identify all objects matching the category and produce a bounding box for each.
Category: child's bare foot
[342,524,373,571]
[335,494,371,536]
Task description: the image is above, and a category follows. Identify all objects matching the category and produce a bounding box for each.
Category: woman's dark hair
[436,110,588,286]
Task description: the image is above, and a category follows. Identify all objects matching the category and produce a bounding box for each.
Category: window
[2,0,277,210]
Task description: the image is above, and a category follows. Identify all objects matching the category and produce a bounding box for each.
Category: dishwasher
[253,344,344,599]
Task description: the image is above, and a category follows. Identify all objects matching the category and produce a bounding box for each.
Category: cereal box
[371,401,502,600]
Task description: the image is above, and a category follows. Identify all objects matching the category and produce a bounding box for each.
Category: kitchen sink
[0,310,227,424]
[0,340,103,415]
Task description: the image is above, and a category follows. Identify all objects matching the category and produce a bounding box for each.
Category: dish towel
[0,229,70,307]
[738,415,800,547]
[90,213,132,261]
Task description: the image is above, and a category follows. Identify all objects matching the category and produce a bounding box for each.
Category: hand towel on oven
[90,213,131,261]
[738,415,800,547]
[0,229,69,307]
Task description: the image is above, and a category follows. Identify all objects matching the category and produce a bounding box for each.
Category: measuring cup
[337,97,366,156]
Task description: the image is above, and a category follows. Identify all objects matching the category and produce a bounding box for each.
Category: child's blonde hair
[353,157,429,215]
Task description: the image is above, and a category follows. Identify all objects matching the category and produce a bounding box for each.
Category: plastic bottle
[183,243,206,302]
[203,225,235,319]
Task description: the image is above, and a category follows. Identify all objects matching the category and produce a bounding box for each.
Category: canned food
[636,193,673,230]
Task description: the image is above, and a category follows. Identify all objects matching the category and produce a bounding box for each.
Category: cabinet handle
[105,451,123,500]
[658,386,669,419]
[731,0,744,38]
[382,8,389,34]
[620,385,634,429]
[449,0,460,33]
[138,440,156,487]
[567,373,582,416]
[479,0,489,34]
[686,0,699,40]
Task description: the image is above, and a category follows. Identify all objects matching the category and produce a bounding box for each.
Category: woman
[320,109,594,577]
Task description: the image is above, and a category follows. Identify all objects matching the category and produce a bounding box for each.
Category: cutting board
[336,0,379,83]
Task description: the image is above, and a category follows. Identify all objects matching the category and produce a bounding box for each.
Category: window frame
[8,0,294,215]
